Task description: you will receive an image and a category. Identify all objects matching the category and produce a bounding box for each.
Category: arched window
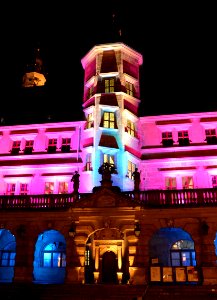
[171,239,196,267]
[42,242,66,268]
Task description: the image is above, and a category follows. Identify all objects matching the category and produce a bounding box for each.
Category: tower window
[88,86,94,99]
[105,78,115,93]
[125,81,134,96]
[86,113,94,129]
[126,120,136,137]
[103,112,115,128]
[103,154,115,168]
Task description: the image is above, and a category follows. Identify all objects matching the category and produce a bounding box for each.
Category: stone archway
[86,227,126,284]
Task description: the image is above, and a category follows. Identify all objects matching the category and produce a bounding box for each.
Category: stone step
[1,283,217,300]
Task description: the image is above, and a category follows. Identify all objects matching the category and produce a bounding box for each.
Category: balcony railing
[0,188,217,210]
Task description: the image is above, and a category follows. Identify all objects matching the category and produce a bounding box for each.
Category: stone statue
[71,171,80,193]
[132,168,141,191]
[98,162,117,186]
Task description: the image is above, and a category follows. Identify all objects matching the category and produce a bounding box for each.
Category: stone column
[198,225,217,285]
[117,245,122,270]
[14,226,34,282]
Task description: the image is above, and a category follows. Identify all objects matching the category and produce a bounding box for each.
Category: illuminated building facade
[1,42,217,288]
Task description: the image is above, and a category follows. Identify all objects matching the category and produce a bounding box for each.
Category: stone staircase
[1,283,217,300]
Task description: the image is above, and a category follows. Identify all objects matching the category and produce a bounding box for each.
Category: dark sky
[1,2,216,125]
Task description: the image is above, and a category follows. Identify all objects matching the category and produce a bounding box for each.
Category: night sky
[1,2,216,125]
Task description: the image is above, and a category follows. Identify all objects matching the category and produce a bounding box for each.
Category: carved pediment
[94,228,123,240]
[73,187,138,208]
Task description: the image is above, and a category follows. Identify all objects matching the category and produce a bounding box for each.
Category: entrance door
[101,251,117,284]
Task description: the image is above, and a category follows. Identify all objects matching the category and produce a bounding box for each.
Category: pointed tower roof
[22,47,46,88]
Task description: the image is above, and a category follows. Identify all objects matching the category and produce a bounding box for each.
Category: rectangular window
[61,138,71,153]
[0,251,16,267]
[103,112,115,128]
[105,78,115,93]
[178,131,190,146]
[212,175,217,188]
[162,132,173,147]
[43,252,66,268]
[205,129,217,144]
[85,249,90,266]
[24,140,34,154]
[11,141,21,155]
[125,81,134,96]
[85,153,92,171]
[182,176,194,189]
[45,182,54,194]
[126,120,136,137]
[165,177,177,190]
[127,161,136,180]
[86,113,94,129]
[58,182,68,194]
[6,183,16,195]
[171,252,180,267]
[20,183,28,195]
[48,139,57,153]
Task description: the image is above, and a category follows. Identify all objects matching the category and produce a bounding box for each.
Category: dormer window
[205,129,217,144]
[11,141,21,155]
[162,132,173,147]
[61,138,71,153]
[47,139,57,153]
[24,140,34,154]
[178,131,190,146]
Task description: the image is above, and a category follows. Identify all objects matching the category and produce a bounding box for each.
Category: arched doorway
[101,251,117,284]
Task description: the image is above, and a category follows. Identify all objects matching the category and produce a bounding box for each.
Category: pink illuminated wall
[1,43,217,196]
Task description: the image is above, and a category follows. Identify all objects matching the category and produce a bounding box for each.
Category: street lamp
[134,221,141,237]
